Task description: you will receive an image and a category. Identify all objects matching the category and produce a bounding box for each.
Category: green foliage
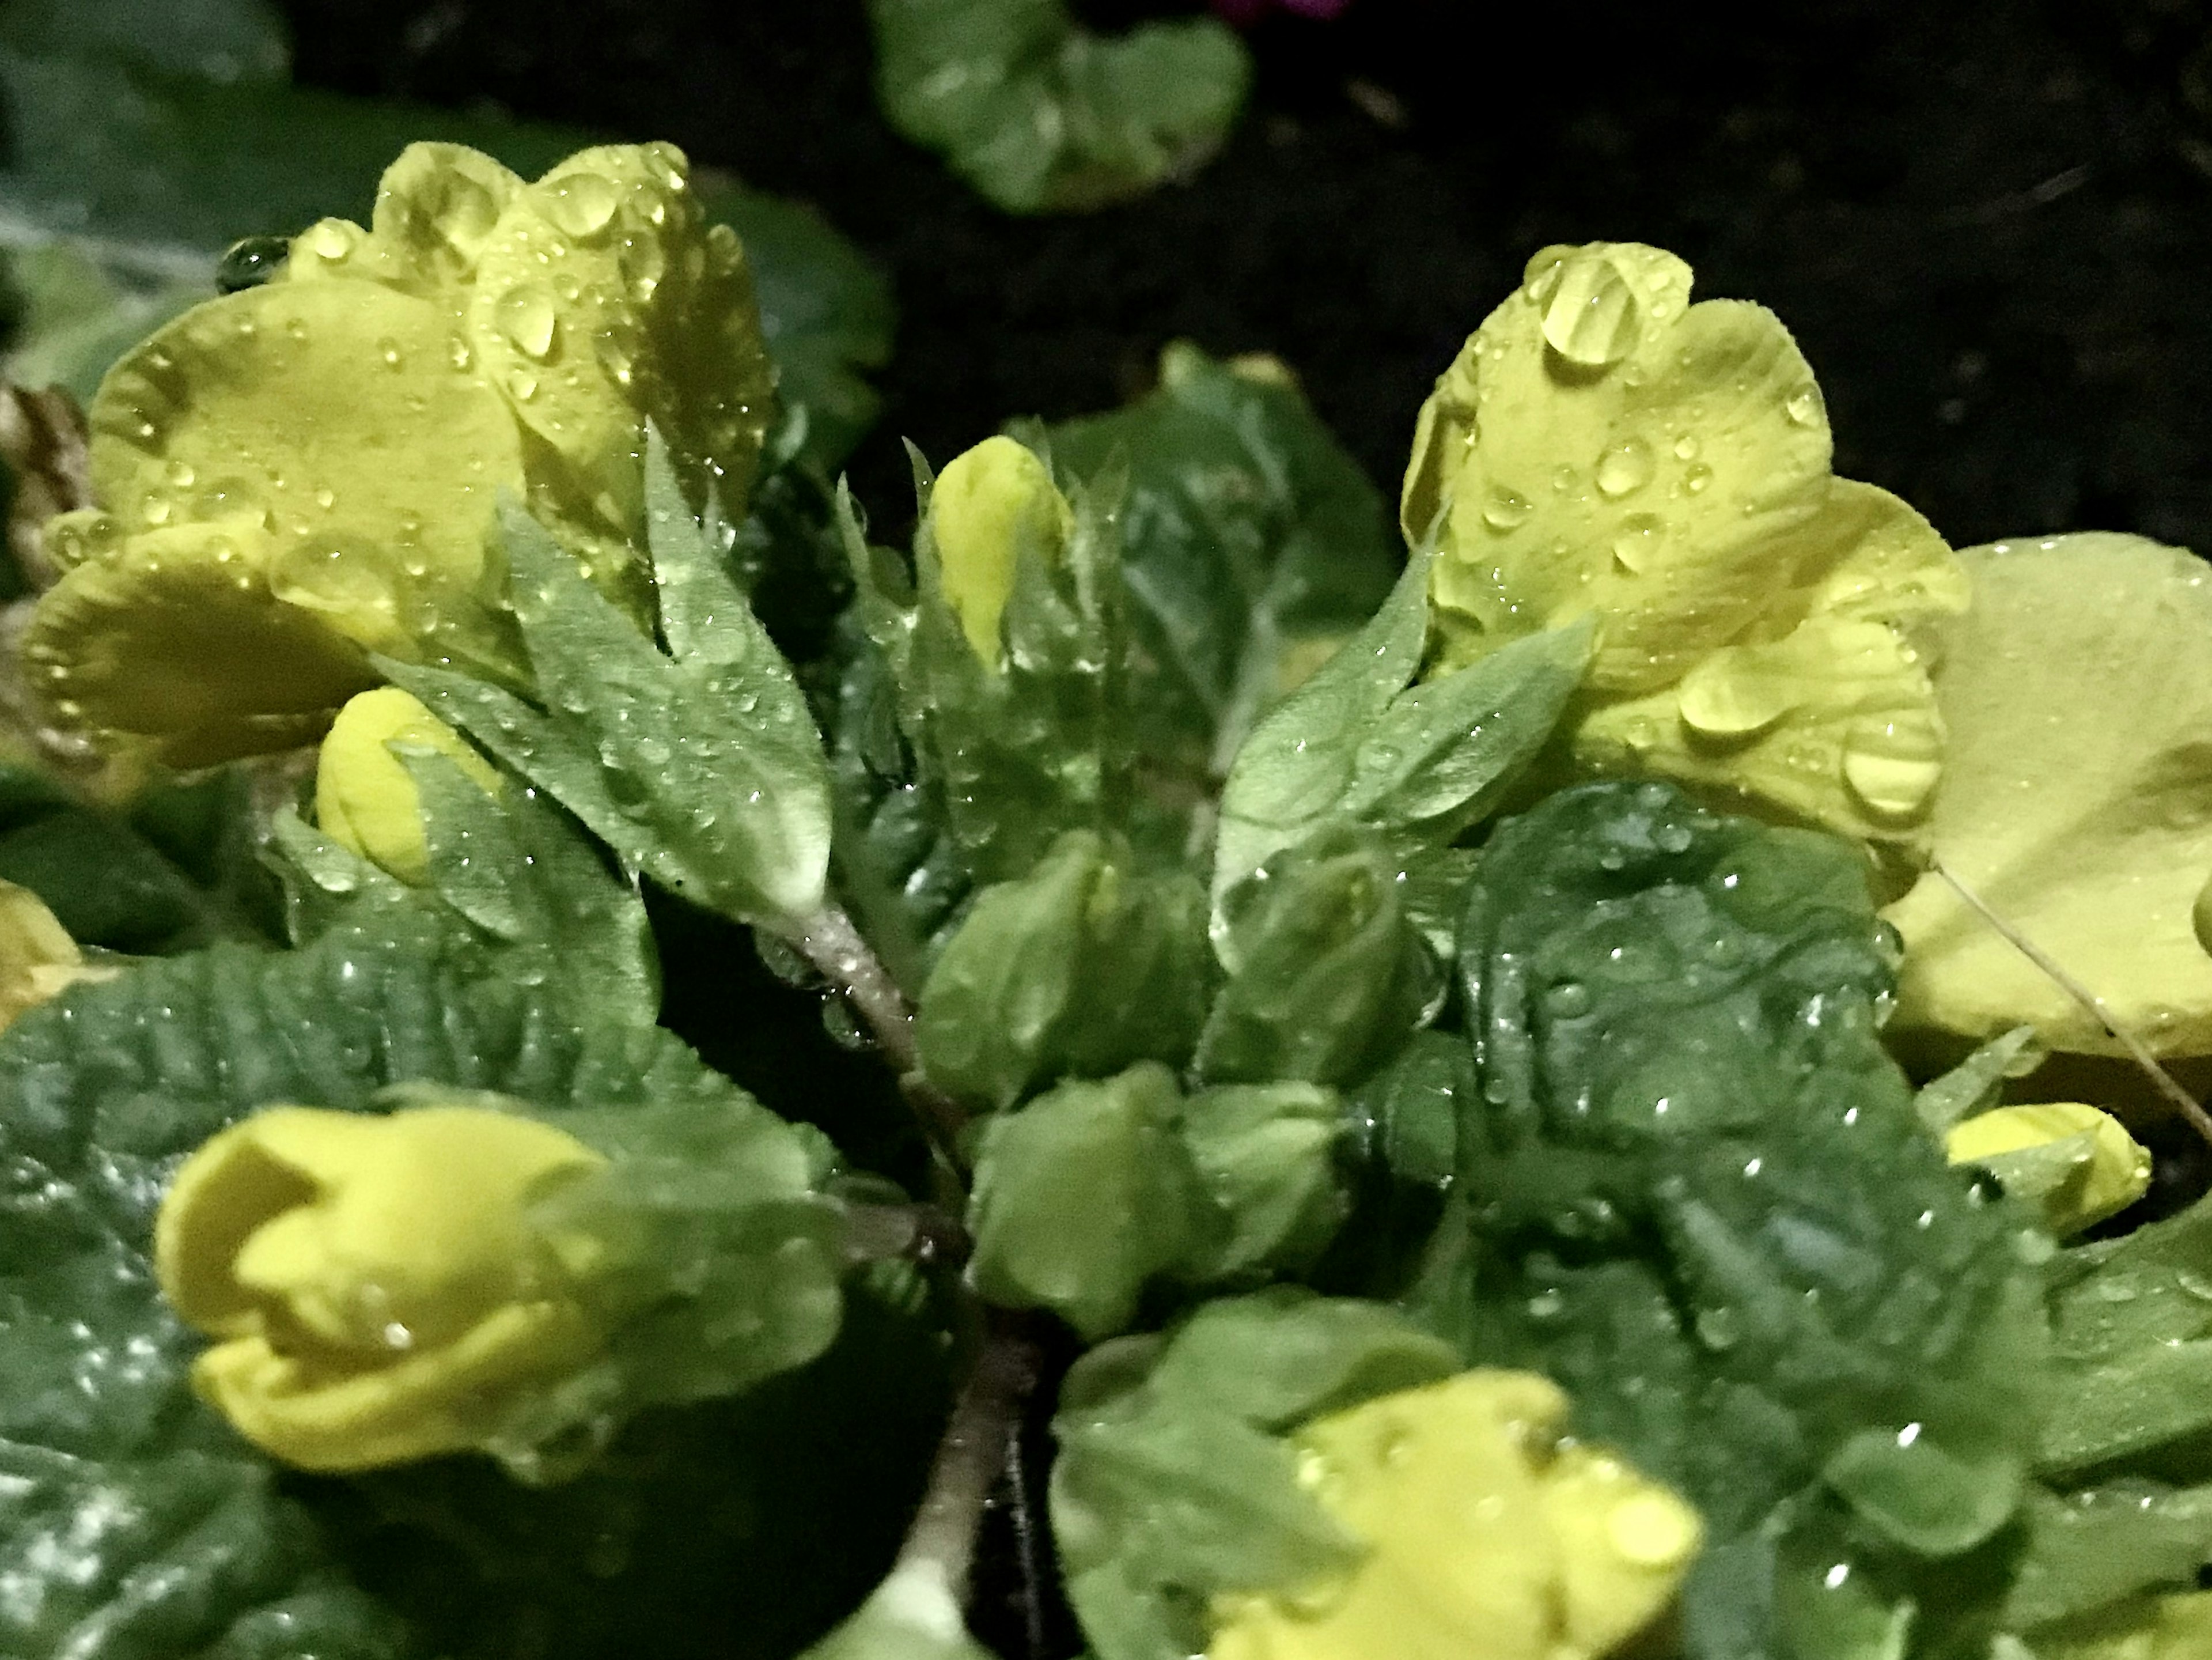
[389,453,832,932]
[916,828,1213,1110]
[0,898,907,1659]
[868,0,1249,214]
[967,1062,1217,1339]
[1916,1026,2044,1136]
[0,761,280,952]
[1047,343,1400,783]
[1049,1290,1460,1660]
[1446,780,2052,1660]
[1177,1081,1347,1282]
[1195,823,1441,1087]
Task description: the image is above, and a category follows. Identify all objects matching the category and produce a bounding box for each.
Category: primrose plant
[8,134,2212,1660]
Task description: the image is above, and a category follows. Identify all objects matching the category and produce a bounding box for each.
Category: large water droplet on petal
[1531,252,1641,368]
[1786,384,1825,428]
[1677,653,1796,739]
[544,171,620,238]
[1482,489,1533,531]
[1611,513,1665,573]
[1841,714,1943,820]
[270,536,400,627]
[495,284,559,361]
[1596,436,1654,498]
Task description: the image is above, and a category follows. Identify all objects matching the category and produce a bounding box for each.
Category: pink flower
[1212,0,1353,25]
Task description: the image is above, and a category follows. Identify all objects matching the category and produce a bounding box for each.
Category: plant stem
[898,1311,1044,1601]
[796,902,972,1163]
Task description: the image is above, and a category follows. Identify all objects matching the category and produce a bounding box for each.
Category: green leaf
[1050,1290,1459,1660]
[1916,1024,2044,1136]
[387,483,832,932]
[0,761,280,952]
[1177,1082,1348,1282]
[0,0,289,85]
[1047,343,1400,784]
[0,243,205,405]
[1446,779,2051,1660]
[1195,824,1440,1087]
[868,0,1250,214]
[2039,1192,2212,1479]
[915,828,1213,1110]
[2005,1483,2212,1633]
[1211,549,1588,906]
[967,1062,1218,1339]
[0,903,908,1659]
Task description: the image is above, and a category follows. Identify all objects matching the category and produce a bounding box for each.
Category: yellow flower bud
[928,435,1075,664]
[1209,1370,1700,1660]
[1946,1102,2152,1237]
[0,878,115,1030]
[26,139,775,767]
[315,686,501,885]
[154,1102,611,1472]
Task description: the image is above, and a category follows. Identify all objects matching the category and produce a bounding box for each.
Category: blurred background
[262,0,2212,558]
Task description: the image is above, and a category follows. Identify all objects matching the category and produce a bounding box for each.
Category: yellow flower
[1946,1102,2152,1237]
[315,686,501,884]
[928,434,1075,664]
[0,878,115,1029]
[1403,241,1967,844]
[1209,1370,1701,1660]
[25,139,775,769]
[154,1101,612,1472]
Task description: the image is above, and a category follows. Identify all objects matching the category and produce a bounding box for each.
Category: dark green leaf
[1447,780,2050,1660]
[1916,1026,2044,1137]
[2005,1483,2212,1633]
[868,0,1249,214]
[1047,343,1399,785]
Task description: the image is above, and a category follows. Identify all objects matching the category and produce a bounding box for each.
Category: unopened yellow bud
[1209,1370,1700,1660]
[1946,1102,2152,1237]
[154,1102,610,1472]
[0,879,115,1029]
[929,436,1074,664]
[316,686,500,884]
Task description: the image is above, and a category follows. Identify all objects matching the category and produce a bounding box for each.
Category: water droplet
[140,497,171,526]
[1596,436,1654,498]
[1679,655,1794,739]
[1695,1304,1741,1348]
[1841,714,1942,820]
[544,171,620,237]
[495,284,559,360]
[447,334,474,372]
[270,536,399,623]
[507,368,539,401]
[1785,384,1824,428]
[303,219,358,262]
[1543,981,1593,1019]
[376,336,404,369]
[163,460,196,488]
[1653,821,1694,854]
[313,487,336,511]
[1609,1492,1699,1568]
[1529,249,1641,368]
[1673,434,1700,461]
[1683,463,1713,494]
[1611,513,1664,573]
[1482,489,1533,531]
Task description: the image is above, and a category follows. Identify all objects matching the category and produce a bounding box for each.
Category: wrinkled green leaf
[1195,824,1440,1087]
[966,1062,1217,1338]
[869,0,1249,214]
[916,828,1213,1110]
[1177,1081,1347,1281]
[1448,780,2050,1660]
[1050,1290,1459,1660]
[1047,342,1399,784]
[388,478,832,931]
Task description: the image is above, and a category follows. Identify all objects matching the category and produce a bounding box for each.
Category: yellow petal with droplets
[22,518,377,768]
[85,279,524,661]
[316,686,502,885]
[1885,534,2212,1056]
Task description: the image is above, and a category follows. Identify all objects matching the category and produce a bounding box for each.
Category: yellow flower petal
[0,878,112,1030]
[1208,1371,1698,1660]
[316,686,501,884]
[1945,1102,2152,1236]
[287,142,524,294]
[1884,534,2212,1056]
[21,518,377,768]
[155,1102,609,1472]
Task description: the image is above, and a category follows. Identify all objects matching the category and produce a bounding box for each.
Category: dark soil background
[264,3,2212,1652]
[276,0,2212,557]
